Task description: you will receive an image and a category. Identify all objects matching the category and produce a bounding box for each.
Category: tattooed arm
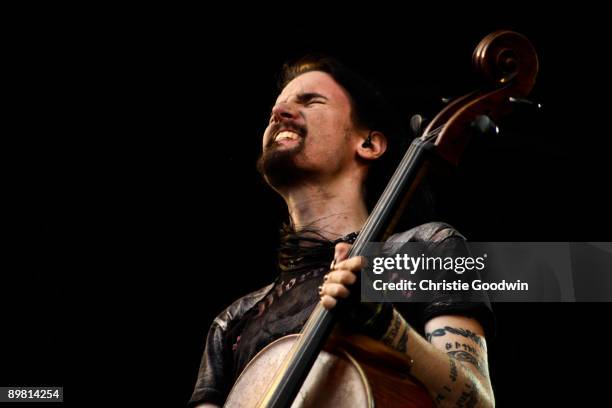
[364,309,494,407]
[407,313,493,408]
[320,243,494,407]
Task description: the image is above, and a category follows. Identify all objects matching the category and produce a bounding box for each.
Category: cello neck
[257,136,435,408]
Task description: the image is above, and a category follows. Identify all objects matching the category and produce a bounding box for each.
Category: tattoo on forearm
[448,350,487,377]
[449,357,458,382]
[381,310,409,353]
[382,312,401,344]
[446,342,479,356]
[433,358,459,407]
[437,355,485,407]
[425,326,484,348]
[454,381,478,408]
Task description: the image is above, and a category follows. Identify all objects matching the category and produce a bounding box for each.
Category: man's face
[258,71,361,189]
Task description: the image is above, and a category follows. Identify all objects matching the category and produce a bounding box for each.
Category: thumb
[334,242,352,264]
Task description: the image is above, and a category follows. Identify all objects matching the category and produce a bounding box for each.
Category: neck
[280,176,368,241]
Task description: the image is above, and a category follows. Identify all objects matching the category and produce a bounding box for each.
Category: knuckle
[345,271,357,284]
[340,271,354,283]
[322,295,337,308]
[329,271,341,282]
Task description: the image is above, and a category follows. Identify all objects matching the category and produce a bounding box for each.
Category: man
[189,56,495,407]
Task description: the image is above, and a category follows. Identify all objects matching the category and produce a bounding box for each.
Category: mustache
[266,121,307,148]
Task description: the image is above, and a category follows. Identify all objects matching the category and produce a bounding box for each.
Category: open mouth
[274,130,301,143]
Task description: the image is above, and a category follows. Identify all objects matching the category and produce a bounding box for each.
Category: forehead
[276,71,351,106]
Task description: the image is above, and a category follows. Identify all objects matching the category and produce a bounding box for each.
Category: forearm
[320,250,494,406]
[379,310,494,408]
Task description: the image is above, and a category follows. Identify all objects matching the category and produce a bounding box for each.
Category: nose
[271,102,298,122]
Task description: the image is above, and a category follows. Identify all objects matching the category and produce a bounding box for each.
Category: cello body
[225,334,434,408]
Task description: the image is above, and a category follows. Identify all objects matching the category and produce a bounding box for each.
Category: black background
[4,6,611,407]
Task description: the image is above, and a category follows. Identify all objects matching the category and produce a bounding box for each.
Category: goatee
[256,139,308,189]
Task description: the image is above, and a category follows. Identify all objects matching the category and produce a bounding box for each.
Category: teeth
[275,131,299,142]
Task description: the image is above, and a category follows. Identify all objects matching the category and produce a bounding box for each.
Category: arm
[320,243,495,408]
[189,319,232,407]
[391,311,493,407]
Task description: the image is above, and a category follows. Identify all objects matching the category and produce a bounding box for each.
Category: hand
[319,242,363,309]
[319,242,394,338]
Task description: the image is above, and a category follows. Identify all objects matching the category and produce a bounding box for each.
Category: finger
[320,294,338,309]
[334,256,366,272]
[334,242,352,264]
[321,282,350,299]
[325,269,357,285]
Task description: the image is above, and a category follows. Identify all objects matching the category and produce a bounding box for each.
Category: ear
[356,131,387,161]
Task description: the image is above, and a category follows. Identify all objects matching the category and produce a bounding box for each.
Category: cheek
[306,113,348,148]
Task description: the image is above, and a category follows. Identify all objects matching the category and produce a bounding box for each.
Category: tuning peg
[441,97,453,104]
[509,96,542,110]
[471,115,499,136]
[410,114,427,136]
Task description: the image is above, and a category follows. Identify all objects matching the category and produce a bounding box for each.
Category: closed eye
[306,99,325,106]
[297,92,328,106]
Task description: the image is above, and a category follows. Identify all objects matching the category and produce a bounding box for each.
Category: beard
[256,138,310,190]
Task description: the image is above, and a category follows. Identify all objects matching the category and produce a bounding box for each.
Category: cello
[224,30,539,408]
